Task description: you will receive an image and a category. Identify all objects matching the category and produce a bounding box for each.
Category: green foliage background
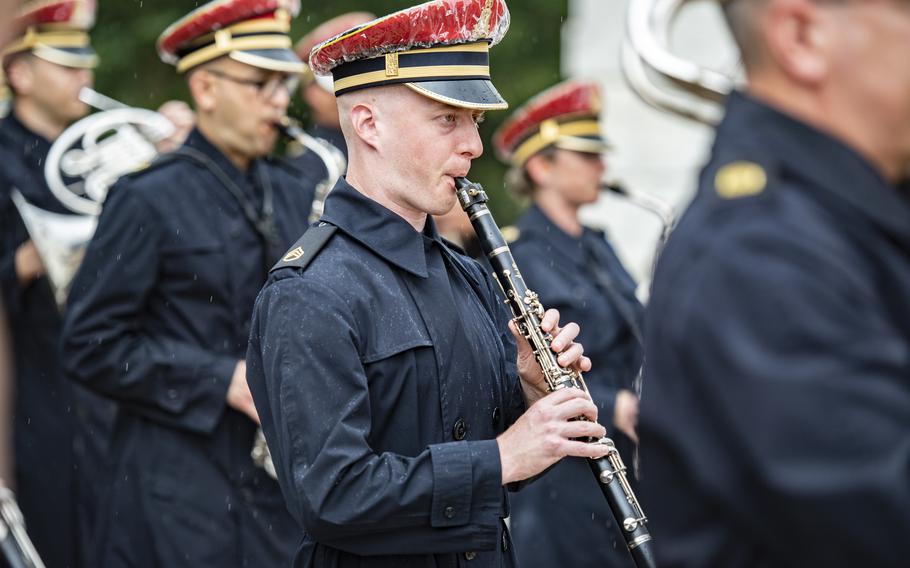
[91,0,569,223]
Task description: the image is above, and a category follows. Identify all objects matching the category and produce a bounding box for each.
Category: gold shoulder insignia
[283,246,304,262]
[501,226,520,243]
[715,161,767,199]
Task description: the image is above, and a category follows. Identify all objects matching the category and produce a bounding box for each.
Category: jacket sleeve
[247,274,505,555]
[62,184,236,434]
[655,232,910,566]
[0,188,26,320]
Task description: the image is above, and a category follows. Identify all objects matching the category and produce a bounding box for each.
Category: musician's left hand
[155,100,195,153]
[510,308,591,405]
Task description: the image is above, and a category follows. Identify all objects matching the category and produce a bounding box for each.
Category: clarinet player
[246,1,610,566]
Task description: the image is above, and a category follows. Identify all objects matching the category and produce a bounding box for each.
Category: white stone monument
[563,0,737,292]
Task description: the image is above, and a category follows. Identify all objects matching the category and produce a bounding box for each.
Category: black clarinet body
[454,177,656,568]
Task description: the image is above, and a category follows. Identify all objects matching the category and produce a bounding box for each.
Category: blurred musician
[0,2,101,565]
[60,0,316,566]
[492,80,642,568]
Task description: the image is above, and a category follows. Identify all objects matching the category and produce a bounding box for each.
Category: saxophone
[0,486,45,568]
[454,177,656,568]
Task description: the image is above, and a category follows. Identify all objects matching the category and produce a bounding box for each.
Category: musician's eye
[441,113,457,124]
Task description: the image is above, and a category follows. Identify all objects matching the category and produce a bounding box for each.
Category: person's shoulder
[656,153,860,306]
[112,153,189,197]
[267,225,373,296]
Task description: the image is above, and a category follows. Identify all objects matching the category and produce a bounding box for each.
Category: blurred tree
[92,0,568,222]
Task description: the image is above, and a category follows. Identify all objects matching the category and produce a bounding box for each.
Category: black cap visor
[406,78,507,110]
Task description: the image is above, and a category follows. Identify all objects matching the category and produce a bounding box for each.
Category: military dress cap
[157,0,305,74]
[308,0,511,110]
[2,0,99,68]
[493,80,608,167]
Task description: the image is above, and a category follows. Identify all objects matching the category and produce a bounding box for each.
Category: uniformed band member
[247,1,612,566]
[61,0,316,565]
[0,2,100,565]
[640,0,910,566]
[293,11,375,160]
[493,80,642,568]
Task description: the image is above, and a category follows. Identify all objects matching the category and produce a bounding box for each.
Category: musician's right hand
[614,389,640,443]
[227,360,260,424]
[497,387,611,485]
[14,240,44,287]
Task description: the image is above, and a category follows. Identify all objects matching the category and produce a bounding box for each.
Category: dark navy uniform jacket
[61,129,316,567]
[0,111,110,568]
[507,205,642,568]
[246,179,526,567]
[640,91,910,567]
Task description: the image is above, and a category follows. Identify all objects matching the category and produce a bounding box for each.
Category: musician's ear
[186,68,217,113]
[4,54,34,96]
[525,151,555,190]
[762,0,830,87]
[338,91,379,149]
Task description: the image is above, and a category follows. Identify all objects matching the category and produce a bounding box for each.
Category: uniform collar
[516,204,591,266]
[321,177,444,278]
[719,91,910,243]
[182,127,248,181]
[0,111,52,172]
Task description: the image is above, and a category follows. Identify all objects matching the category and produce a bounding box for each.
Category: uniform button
[443,506,456,519]
[464,551,476,561]
[167,388,179,400]
[491,407,501,427]
[452,418,467,440]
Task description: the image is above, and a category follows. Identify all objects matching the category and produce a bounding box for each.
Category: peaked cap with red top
[157,0,305,74]
[309,0,511,111]
[3,0,98,68]
[493,80,608,167]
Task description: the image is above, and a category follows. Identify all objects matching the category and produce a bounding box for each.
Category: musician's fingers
[573,355,593,373]
[539,308,560,333]
[556,342,584,367]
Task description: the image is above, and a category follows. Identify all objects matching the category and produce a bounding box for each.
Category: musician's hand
[226,360,260,424]
[497,387,610,484]
[14,241,44,287]
[511,308,591,405]
[155,100,195,153]
[613,389,640,444]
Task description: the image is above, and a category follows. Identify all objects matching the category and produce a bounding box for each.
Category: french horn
[11,87,174,308]
[623,0,737,125]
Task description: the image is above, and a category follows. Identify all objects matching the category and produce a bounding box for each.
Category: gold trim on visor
[31,45,98,68]
[3,29,90,57]
[511,119,603,166]
[176,34,293,73]
[229,50,306,74]
[333,64,490,93]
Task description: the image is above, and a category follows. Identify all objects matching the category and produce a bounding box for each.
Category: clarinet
[454,177,656,568]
